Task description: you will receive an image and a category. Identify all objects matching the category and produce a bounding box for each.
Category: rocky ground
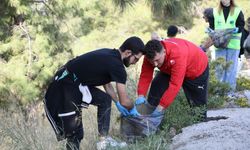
[170,108,250,150]
[170,59,250,150]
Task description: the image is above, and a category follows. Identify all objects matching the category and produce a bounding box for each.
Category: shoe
[96,136,127,150]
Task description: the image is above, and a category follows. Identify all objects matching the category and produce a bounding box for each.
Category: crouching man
[135,38,209,126]
[44,36,144,150]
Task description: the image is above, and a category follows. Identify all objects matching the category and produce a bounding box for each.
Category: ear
[124,49,132,56]
[161,47,165,54]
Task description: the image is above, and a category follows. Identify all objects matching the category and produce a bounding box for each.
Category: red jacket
[137,38,208,108]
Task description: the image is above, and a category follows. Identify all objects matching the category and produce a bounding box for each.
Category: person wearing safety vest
[207,0,245,96]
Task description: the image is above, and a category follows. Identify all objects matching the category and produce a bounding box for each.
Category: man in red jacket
[135,38,209,121]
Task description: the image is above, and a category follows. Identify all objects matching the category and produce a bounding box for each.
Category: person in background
[44,36,144,150]
[167,25,178,38]
[207,0,245,97]
[150,25,178,42]
[239,19,249,58]
[135,38,209,126]
[237,17,249,77]
[151,31,162,41]
[200,8,215,53]
[203,8,214,23]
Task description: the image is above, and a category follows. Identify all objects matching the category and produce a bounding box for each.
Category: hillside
[0,0,250,150]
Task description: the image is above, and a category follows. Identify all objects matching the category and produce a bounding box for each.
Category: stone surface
[170,108,250,150]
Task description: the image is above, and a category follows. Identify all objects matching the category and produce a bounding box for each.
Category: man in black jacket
[44,36,145,150]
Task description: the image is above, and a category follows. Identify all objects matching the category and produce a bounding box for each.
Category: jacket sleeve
[208,9,215,30]
[236,11,245,33]
[159,53,187,108]
[137,57,154,96]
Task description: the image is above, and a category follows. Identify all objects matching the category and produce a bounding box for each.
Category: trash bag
[121,115,163,137]
[120,103,164,141]
[207,28,236,49]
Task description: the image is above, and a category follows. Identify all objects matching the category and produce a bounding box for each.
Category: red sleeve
[137,57,154,96]
[159,51,187,108]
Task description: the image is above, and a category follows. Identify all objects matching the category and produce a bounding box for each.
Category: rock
[244,90,250,105]
[170,108,250,150]
[169,127,177,138]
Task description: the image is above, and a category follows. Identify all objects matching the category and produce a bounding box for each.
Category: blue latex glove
[146,106,165,128]
[205,27,214,33]
[115,101,129,116]
[135,96,147,105]
[129,106,141,117]
[232,27,239,33]
[151,107,165,117]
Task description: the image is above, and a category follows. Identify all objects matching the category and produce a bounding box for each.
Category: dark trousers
[44,68,112,149]
[147,66,209,117]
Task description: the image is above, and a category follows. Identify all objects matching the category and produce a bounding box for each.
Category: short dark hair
[144,40,163,59]
[203,8,213,19]
[167,25,178,37]
[119,36,145,54]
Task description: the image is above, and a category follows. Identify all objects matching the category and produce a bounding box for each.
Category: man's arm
[208,9,214,30]
[116,82,133,110]
[137,58,154,96]
[103,83,118,100]
[158,48,188,109]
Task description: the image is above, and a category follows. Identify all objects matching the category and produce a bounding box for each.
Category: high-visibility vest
[213,7,242,50]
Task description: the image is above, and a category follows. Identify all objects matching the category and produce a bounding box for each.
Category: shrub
[236,77,250,91]
[161,91,204,133]
[235,98,249,107]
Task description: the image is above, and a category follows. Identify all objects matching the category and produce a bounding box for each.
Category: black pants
[44,68,112,149]
[147,66,209,116]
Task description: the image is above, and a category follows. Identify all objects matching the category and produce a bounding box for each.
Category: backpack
[243,33,250,58]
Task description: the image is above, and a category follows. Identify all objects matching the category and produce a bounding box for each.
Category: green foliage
[235,98,249,107]
[113,0,197,28]
[208,58,231,96]
[161,91,204,133]
[0,0,77,106]
[207,95,225,109]
[205,58,234,109]
[112,0,137,12]
[147,0,198,28]
[236,77,250,91]
[122,132,170,150]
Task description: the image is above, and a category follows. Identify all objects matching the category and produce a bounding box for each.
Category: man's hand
[149,105,165,127]
[115,101,129,116]
[129,105,141,117]
[135,96,147,105]
[151,105,165,117]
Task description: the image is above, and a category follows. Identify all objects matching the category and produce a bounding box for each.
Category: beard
[123,56,131,67]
